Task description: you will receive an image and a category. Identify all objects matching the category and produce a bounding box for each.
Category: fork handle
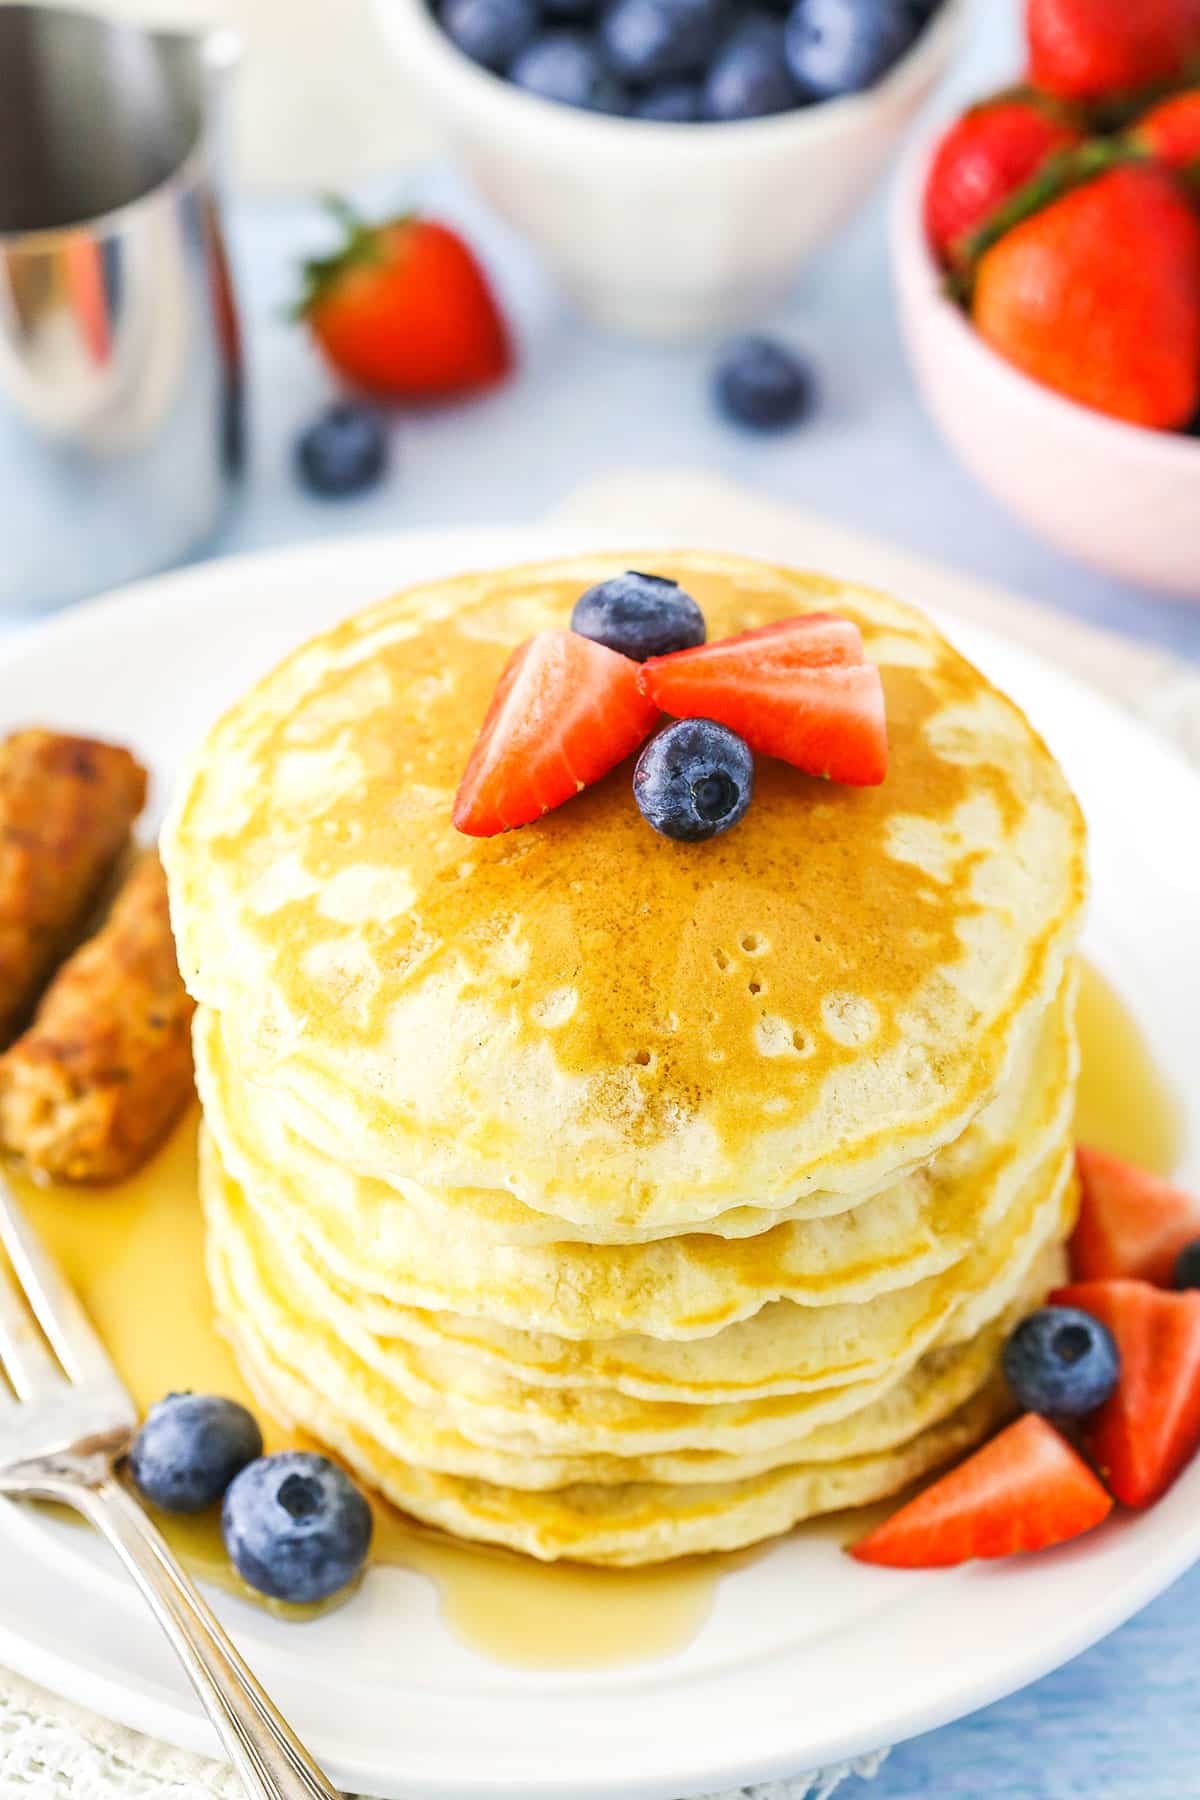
[67,1475,342,1800]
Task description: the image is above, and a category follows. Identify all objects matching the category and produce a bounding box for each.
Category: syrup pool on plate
[6,957,1185,1667]
[1073,960,1186,1175]
[7,1113,727,1668]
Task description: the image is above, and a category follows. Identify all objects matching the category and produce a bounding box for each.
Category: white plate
[0,525,1197,1800]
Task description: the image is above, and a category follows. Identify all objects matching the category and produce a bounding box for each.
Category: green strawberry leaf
[946,138,1146,305]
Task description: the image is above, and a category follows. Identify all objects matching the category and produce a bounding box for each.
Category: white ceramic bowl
[375,0,965,340]
[891,121,1200,598]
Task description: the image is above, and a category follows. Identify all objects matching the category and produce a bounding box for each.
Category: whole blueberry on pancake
[571,570,706,661]
[1003,1306,1119,1418]
[129,1393,263,1514]
[634,717,754,840]
[222,1451,373,1603]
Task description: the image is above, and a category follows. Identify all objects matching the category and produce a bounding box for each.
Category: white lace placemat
[3,475,1198,1799]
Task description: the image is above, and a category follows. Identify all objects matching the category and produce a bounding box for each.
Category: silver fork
[0,1174,342,1800]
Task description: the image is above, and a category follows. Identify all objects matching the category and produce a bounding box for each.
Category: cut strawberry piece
[453,631,658,837]
[1071,1146,1200,1286]
[1051,1279,1200,1507]
[645,613,865,680]
[850,1413,1111,1568]
[640,616,887,787]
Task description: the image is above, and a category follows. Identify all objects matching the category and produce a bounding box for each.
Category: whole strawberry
[299,201,511,401]
[973,162,1200,430]
[923,96,1082,267]
[1027,0,1200,101]
[1133,87,1200,166]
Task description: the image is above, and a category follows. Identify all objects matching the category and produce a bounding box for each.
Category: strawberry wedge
[453,630,658,836]
[850,1414,1112,1568]
[1052,1279,1200,1508]
[640,615,887,786]
[1071,1146,1200,1286]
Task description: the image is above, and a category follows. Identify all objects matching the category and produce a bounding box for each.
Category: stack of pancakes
[163,552,1088,1565]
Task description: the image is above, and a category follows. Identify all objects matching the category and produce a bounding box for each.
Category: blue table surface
[25,2,1199,1794]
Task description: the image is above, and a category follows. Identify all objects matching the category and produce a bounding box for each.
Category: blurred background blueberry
[511,30,632,109]
[601,0,730,85]
[784,0,918,100]
[714,335,814,430]
[439,0,539,68]
[702,14,801,120]
[634,79,704,119]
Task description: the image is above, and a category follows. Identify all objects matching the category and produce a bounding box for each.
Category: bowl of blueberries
[375,0,963,339]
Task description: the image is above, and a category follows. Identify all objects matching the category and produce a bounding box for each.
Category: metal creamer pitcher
[0,4,244,611]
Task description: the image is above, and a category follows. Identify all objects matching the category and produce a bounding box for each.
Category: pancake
[194,970,1075,1343]
[217,1303,1020,1563]
[164,550,1088,1239]
[169,548,1088,1564]
[201,1118,1076,1430]
[207,1149,1064,1485]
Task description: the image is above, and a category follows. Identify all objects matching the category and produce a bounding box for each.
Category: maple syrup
[1074,959,1186,1175]
[9,1113,726,1667]
[6,957,1185,1667]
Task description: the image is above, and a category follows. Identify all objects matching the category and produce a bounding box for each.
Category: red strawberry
[850,1414,1112,1568]
[1071,1146,1200,1285]
[1027,0,1200,101]
[299,201,510,401]
[924,98,1082,267]
[1133,88,1200,166]
[639,616,887,786]
[973,163,1200,430]
[1052,1279,1200,1506]
[453,632,658,836]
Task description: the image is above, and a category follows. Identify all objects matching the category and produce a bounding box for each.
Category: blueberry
[703,15,800,120]
[572,570,706,661]
[438,0,538,68]
[600,0,728,84]
[296,403,387,498]
[510,31,632,111]
[714,334,813,431]
[1002,1307,1120,1419]
[1175,1241,1200,1288]
[783,0,917,99]
[634,719,753,842]
[222,1452,373,1604]
[129,1393,263,1515]
[634,80,703,120]
[542,0,600,18]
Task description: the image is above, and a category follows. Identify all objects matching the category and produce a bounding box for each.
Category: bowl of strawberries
[891,0,1200,597]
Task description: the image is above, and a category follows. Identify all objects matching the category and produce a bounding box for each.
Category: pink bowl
[890,122,1200,599]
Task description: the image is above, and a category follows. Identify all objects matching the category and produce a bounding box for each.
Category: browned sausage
[0,730,147,1046]
[0,851,194,1183]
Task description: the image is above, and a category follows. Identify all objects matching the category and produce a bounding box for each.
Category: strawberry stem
[293,195,414,322]
[946,138,1147,304]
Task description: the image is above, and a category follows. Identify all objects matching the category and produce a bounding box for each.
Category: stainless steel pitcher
[0,4,244,611]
